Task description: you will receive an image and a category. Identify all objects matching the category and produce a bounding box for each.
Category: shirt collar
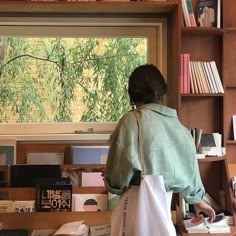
[139,103,178,118]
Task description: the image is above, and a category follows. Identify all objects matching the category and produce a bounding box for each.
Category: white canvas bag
[111,111,176,236]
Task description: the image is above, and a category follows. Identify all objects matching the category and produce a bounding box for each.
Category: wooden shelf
[181,27,224,36]
[0,1,178,15]
[225,85,236,89]
[0,211,112,229]
[181,93,224,97]
[226,140,236,145]
[0,186,107,200]
[198,156,226,162]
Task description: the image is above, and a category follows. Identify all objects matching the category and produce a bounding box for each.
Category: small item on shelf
[89,224,111,236]
[72,193,108,211]
[197,0,221,28]
[30,229,56,236]
[36,180,72,212]
[232,115,236,141]
[200,132,224,156]
[53,221,89,236]
[12,200,35,213]
[70,145,109,164]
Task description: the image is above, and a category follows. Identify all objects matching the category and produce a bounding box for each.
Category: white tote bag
[111,111,176,236]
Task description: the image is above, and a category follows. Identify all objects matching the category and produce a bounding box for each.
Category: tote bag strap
[133,111,145,176]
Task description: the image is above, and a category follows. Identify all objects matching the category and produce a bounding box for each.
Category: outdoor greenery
[0,37,147,123]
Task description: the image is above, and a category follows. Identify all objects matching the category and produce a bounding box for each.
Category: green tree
[0,37,147,123]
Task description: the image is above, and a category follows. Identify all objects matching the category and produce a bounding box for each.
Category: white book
[27,152,64,165]
[217,0,221,28]
[210,61,224,93]
[72,193,108,212]
[202,61,214,93]
[90,224,111,236]
[205,61,218,93]
[200,61,212,93]
[31,229,56,236]
[53,221,89,236]
[233,115,236,140]
[13,200,35,213]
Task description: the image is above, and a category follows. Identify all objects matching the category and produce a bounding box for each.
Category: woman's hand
[193,200,216,223]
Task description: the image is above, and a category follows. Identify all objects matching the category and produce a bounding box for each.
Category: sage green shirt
[104,103,205,204]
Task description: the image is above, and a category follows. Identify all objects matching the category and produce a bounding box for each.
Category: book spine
[185,0,197,27]
[181,0,191,27]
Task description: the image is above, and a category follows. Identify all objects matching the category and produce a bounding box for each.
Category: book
[27,152,64,165]
[70,145,109,164]
[210,61,224,93]
[90,224,111,236]
[0,229,28,236]
[197,0,221,28]
[36,183,72,212]
[30,229,56,236]
[184,213,230,233]
[181,0,191,27]
[200,132,223,156]
[13,200,35,213]
[0,139,16,165]
[233,115,236,141]
[81,172,104,187]
[185,0,197,27]
[72,193,108,212]
[53,221,89,236]
[10,164,61,187]
[0,200,13,213]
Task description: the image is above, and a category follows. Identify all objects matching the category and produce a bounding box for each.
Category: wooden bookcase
[178,0,236,235]
[0,0,236,235]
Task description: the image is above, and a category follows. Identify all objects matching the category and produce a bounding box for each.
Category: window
[0,16,167,137]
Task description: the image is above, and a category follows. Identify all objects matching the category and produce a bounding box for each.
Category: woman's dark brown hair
[128,64,167,104]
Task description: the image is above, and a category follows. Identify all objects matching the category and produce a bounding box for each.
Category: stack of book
[184,213,230,234]
[181,53,224,94]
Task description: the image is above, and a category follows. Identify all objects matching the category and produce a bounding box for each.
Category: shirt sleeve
[179,129,205,204]
[181,157,205,204]
[104,113,140,195]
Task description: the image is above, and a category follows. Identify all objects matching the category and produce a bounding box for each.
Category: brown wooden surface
[0,1,178,14]
[180,96,222,133]
[0,211,112,229]
[0,186,107,200]
[223,0,236,28]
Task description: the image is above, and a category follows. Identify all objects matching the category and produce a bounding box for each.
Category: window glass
[0,36,147,123]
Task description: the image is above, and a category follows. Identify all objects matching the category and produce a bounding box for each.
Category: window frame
[0,16,167,140]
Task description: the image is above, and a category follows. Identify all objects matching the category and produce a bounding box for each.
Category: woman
[104,64,215,224]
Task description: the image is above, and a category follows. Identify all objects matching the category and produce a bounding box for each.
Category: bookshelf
[179,0,236,235]
[0,0,236,235]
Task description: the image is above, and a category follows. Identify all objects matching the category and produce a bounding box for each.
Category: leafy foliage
[0,37,147,123]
